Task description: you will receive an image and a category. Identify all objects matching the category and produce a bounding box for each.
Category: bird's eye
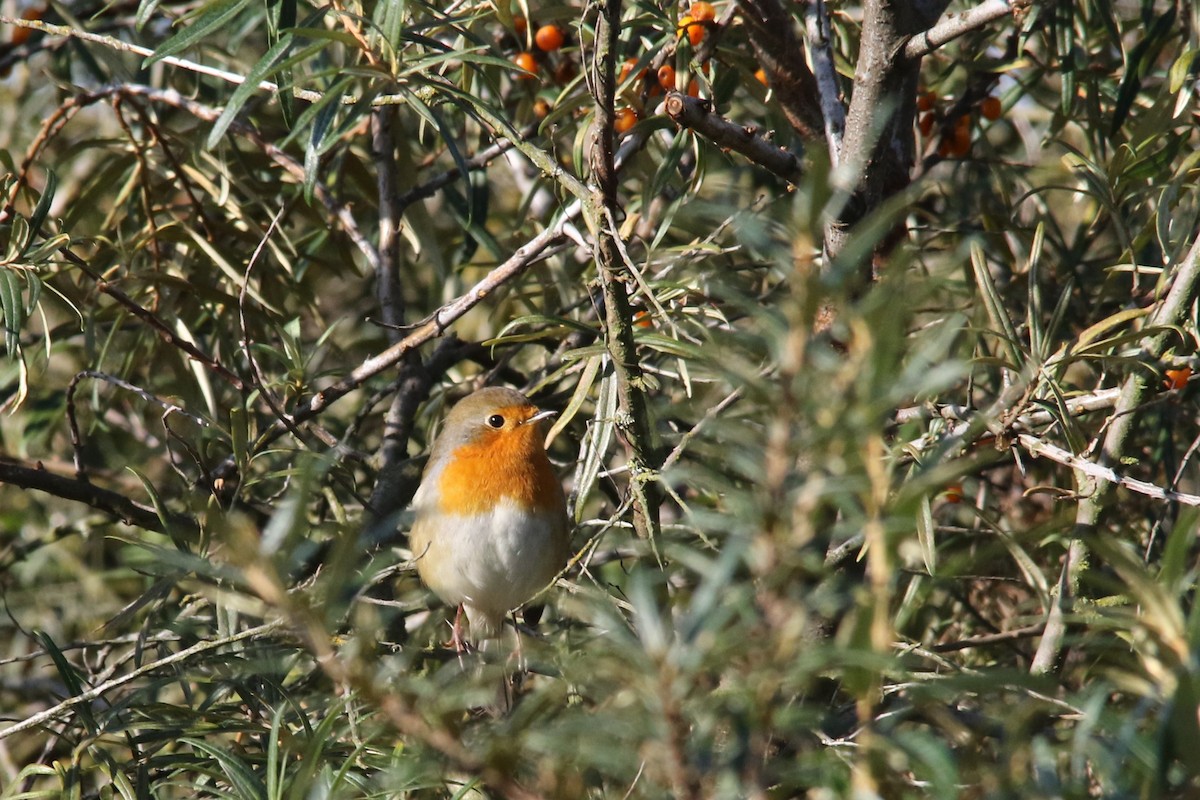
[486,414,505,429]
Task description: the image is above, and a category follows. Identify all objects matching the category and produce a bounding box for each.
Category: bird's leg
[450,604,471,655]
[510,611,526,672]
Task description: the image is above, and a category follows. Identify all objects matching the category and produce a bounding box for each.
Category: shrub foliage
[1,0,1199,796]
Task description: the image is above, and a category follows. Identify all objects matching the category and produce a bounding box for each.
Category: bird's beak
[523,408,557,425]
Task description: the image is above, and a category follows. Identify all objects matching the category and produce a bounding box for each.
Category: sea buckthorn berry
[687,77,700,97]
[677,14,705,46]
[754,67,767,86]
[916,90,937,112]
[513,15,527,35]
[918,112,935,136]
[533,98,551,118]
[619,57,644,85]
[690,1,716,22]
[657,64,676,91]
[1164,366,1192,390]
[981,96,1002,121]
[615,107,639,133]
[535,23,565,52]
[513,51,538,79]
[943,483,964,504]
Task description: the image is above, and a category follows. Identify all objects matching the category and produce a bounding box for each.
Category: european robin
[409,387,570,648]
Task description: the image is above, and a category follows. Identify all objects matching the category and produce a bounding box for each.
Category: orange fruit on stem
[1164,366,1192,390]
[918,112,935,136]
[754,67,768,86]
[513,51,538,79]
[916,90,937,112]
[535,23,565,52]
[981,96,1002,120]
[615,107,639,133]
[513,15,527,35]
[677,14,705,46]
[657,64,676,91]
[690,1,716,22]
[619,57,645,85]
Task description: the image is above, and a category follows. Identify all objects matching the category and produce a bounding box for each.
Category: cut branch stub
[664,92,802,185]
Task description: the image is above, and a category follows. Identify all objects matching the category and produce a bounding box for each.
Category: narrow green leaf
[208,35,294,148]
[917,494,936,575]
[143,0,250,66]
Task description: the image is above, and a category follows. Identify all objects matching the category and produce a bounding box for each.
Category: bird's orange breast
[434,423,564,518]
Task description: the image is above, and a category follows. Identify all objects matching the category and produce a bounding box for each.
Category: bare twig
[0,456,197,535]
[269,219,572,444]
[903,0,1026,60]
[1017,434,1200,507]
[0,621,280,742]
[1031,233,1200,674]
[931,623,1044,653]
[58,248,246,391]
[663,93,802,185]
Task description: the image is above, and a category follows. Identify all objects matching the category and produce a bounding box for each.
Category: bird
[409,386,570,649]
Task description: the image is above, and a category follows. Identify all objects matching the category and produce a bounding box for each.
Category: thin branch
[1031,232,1200,674]
[116,84,383,274]
[267,218,573,445]
[903,0,1027,60]
[0,621,281,742]
[0,456,197,535]
[663,93,802,185]
[394,130,528,214]
[58,248,246,391]
[1017,434,1200,507]
[0,16,310,97]
[930,623,1044,653]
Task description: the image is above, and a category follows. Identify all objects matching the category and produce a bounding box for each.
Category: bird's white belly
[421,498,560,614]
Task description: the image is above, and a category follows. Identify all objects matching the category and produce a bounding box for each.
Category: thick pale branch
[664,93,802,185]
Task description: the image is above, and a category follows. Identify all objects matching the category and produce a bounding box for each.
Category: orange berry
[619,57,645,85]
[981,96,1002,121]
[916,90,937,112]
[943,483,964,504]
[657,64,676,91]
[677,14,705,46]
[754,67,768,86]
[535,23,565,52]
[690,1,716,22]
[918,112,935,137]
[513,51,538,79]
[1164,367,1192,390]
[950,125,971,156]
[533,98,552,118]
[633,310,653,328]
[687,77,700,97]
[614,107,639,134]
[512,15,527,36]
